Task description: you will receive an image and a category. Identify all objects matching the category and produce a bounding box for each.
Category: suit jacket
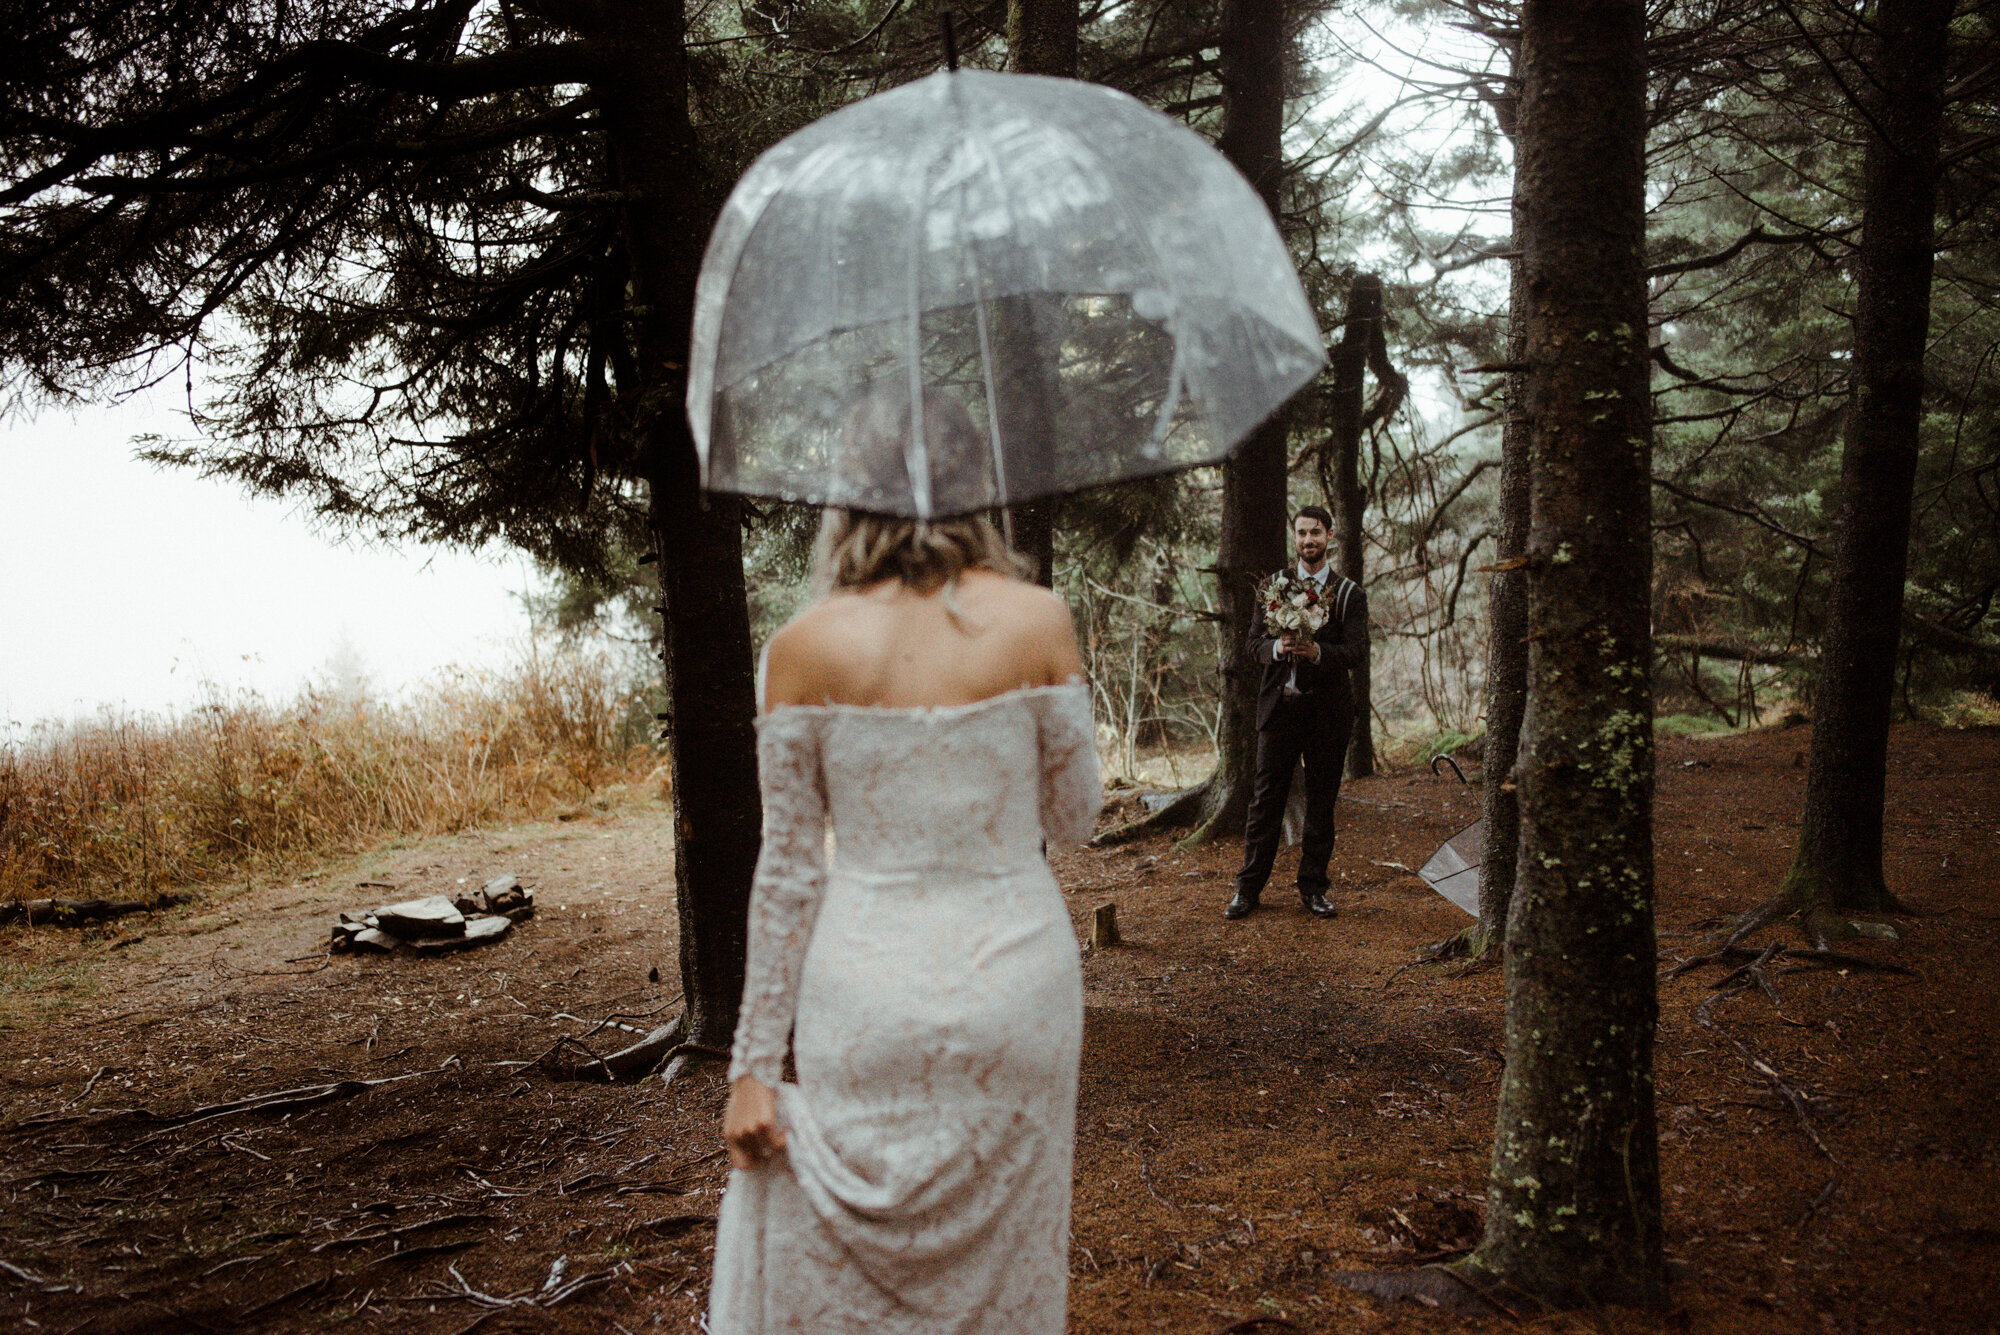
[1246,568,1368,731]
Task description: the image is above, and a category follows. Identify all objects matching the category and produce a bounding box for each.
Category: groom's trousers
[1233,695,1353,899]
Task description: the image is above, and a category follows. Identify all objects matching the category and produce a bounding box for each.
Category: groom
[1226,505,1368,921]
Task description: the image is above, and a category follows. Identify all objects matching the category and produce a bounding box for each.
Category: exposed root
[1703,1021,1840,1161]
[656,1042,732,1087]
[539,999,690,1081]
[1670,941,1915,985]
[1335,1264,1520,1317]
[1666,894,1915,981]
[1692,954,1842,1160]
[1091,779,1209,847]
[1426,920,1500,969]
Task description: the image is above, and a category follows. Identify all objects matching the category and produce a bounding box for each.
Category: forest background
[6,0,1993,903]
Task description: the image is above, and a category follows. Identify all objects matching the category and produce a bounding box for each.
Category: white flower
[1290,592,1310,608]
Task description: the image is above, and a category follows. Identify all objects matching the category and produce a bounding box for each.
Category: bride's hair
[812,510,1026,595]
[813,389,1027,594]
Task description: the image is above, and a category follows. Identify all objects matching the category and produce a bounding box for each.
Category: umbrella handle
[941,10,959,71]
[1430,754,1469,785]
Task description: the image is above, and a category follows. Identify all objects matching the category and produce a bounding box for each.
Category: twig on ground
[312,1213,494,1253]
[116,1057,461,1144]
[1795,1176,1839,1233]
[1695,1004,1839,1160]
[1378,958,1425,990]
[237,1270,339,1319]
[67,1066,110,1108]
[1138,1153,1181,1210]
[1,1256,77,1293]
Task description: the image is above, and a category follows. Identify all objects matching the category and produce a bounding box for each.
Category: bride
[707,394,1102,1334]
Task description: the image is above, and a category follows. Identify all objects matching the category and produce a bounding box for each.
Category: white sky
[1,389,535,731]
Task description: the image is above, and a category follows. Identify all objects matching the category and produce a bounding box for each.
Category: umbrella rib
[952,79,1019,514]
[903,122,934,521]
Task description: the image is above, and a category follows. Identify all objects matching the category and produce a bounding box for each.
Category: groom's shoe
[1224,888,1259,920]
[1300,890,1338,919]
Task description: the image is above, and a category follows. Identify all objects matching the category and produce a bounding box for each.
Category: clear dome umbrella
[688,68,1326,520]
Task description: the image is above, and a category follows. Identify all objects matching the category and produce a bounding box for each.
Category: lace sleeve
[1034,685,1102,852]
[728,709,829,1086]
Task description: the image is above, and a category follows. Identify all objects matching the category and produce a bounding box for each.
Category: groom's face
[1293,515,1329,567]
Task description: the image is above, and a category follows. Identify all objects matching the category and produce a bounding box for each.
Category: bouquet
[1258,571,1330,639]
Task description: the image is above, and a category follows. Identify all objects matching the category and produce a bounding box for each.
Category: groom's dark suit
[1233,564,1369,904]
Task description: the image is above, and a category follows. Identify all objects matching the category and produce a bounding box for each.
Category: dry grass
[0,643,661,901]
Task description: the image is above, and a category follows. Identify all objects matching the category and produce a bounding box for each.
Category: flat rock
[374,896,467,939]
[480,876,532,917]
[408,914,512,953]
[349,928,402,952]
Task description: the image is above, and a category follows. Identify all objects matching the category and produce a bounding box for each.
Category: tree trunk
[1475,211,1533,956]
[1461,0,1666,1307]
[1186,0,1292,842]
[1007,0,1078,76]
[1325,273,1381,779]
[598,0,763,1055]
[1003,0,1080,587]
[1778,0,1952,937]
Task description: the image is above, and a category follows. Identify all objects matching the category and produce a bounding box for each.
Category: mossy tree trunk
[1185,0,1292,843]
[599,0,763,1053]
[1778,0,1952,938]
[1461,0,1666,1307]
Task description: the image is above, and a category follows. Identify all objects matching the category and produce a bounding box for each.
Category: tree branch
[1647,223,1858,279]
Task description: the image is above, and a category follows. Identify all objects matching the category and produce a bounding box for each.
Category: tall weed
[0,644,658,900]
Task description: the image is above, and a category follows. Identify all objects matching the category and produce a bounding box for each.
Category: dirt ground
[3,721,1996,1335]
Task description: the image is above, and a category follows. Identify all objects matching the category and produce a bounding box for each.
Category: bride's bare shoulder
[768,594,870,664]
[959,569,1068,619]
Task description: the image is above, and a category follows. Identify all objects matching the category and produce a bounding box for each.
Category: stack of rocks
[330,875,535,954]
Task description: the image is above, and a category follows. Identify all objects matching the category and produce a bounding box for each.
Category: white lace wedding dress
[709,682,1101,1334]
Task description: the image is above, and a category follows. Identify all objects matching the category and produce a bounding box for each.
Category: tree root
[1665,895,1916,980]
[1670,940,1914,984]
[1091,780,1210,847]
[1426,920,1500,968]
[1690,949,1842,1160]
[1699,1008,1840,1160]
[656,1042,733,1087]
[1334,1263,1522,1318]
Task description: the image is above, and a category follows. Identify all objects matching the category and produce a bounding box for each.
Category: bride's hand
[723,1075,785,1170]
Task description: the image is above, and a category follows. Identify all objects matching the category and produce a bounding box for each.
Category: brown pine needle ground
[1,722,1994,1334]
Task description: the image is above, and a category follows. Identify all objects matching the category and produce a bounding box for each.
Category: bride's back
[762,515,1080,713]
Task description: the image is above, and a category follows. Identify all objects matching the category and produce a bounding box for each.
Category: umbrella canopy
[689,69,1326,519]
[1418,819,1482,918]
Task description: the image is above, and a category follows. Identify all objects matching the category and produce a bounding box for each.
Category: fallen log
[0,892,198,928]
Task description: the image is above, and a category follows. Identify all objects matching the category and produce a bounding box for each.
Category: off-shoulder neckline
[758,679,1088,723]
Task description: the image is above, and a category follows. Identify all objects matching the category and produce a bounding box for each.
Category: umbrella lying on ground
[1418,820,1482,917]
[1417,756,1479,916]
[688,68,1325,517]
